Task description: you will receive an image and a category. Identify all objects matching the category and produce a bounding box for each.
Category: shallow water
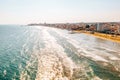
[0,25,120,80]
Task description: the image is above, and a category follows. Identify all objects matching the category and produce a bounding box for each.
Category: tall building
[96,23,100,31]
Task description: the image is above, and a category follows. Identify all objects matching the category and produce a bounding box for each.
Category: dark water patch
[0,25,35,80]
[94,47,106,51]
[87,59,120,80]
[105,50,118,54]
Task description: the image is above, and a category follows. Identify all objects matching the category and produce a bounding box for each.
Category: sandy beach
[73,30,120,43]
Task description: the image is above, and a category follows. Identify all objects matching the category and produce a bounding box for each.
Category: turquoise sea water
[0,25,120,80]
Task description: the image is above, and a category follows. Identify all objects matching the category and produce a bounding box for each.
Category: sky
[0,0,120,24]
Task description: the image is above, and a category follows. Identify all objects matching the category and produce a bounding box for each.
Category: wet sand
[73,30,120,43]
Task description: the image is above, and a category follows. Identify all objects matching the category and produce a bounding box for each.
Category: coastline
[73,30,120,43]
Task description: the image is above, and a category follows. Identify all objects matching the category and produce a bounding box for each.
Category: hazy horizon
[0,0,120,24]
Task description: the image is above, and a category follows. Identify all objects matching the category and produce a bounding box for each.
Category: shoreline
[73,30,120,43]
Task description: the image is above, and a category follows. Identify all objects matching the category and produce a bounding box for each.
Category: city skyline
[0,0,120,24]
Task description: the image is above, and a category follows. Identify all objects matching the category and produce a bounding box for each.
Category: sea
[0,25,120,80]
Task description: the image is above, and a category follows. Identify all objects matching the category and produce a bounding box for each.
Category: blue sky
[0,0,120,24]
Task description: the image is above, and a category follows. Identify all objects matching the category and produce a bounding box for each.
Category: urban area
[28,22,120,43]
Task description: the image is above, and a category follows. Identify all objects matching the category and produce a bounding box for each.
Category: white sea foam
[109,56,120,60]
[20,26,102,80]
[35,28,98,80]
[35,28,75,80]
[53,29,120,63]
[52,28,109,62]
[3,70,7,76]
